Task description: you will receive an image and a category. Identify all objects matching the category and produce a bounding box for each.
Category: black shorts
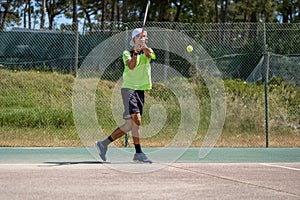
[121,88,145,120]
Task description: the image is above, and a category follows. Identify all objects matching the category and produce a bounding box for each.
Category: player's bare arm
[126,53,138,70]
[142,46,152,58]
[126,37,151,69]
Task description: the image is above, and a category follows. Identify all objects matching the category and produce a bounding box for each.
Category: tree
[121,0,129,22]
[46,0,69,30]
[1,0,300,31]
[172,0,184,22]
[100,0,106,29]
[0,0,12,30]
[0,0,21,30]
[277,0,299,23]
[157,0,170,21]
[261,0,277,22]
[73,0,100,31]
[40,0,46,29]
[72,0,78,32]
[24,0,32,28]
[220,0,229,23]
[228,0,276,23]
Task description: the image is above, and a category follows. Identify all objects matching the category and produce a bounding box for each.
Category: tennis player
[96,28,156,163]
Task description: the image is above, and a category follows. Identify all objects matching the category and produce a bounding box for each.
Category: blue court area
[0,147,299,164]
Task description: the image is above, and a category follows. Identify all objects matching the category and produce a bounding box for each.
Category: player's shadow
[43,161,110,166]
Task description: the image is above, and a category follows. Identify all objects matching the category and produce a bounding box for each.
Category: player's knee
[121,120,133,132]
[131,113,142,126]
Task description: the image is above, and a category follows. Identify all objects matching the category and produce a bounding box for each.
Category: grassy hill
[0,68,299,147]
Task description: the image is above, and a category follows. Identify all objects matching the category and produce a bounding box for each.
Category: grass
[0,126,81,147]
[0,68,299,147]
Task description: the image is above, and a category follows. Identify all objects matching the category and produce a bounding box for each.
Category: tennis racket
[141,0,150,39]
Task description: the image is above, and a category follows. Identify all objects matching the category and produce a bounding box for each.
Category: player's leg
[96,88,133,161]
[111,120,133,140]
[108,88,136,141]
[131,113,141,152]
[131,95,143,153]
[96,120,133,161]
[131,91,152,163]
[132,120,152,163]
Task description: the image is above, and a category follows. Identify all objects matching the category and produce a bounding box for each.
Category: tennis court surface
[0,147,299,199]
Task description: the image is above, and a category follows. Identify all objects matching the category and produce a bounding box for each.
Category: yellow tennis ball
[186,45,193,53]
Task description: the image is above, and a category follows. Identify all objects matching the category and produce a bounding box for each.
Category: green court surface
[0,147,299,163]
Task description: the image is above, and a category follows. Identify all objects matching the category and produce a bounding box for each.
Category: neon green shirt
[122,49,156,90]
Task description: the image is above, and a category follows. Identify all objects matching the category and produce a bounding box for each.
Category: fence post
[263,23,269,148]
[74,22,79,78]
[124,26,129,147]
[264,51,269,148]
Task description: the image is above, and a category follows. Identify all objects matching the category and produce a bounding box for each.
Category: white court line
[0,163,45,166]
[260,163,300,171]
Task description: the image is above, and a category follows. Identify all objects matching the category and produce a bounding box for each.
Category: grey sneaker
[96,141,107,161]
[133,153,152,163]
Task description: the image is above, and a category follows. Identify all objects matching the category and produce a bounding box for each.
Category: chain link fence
[0,23,299,147]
